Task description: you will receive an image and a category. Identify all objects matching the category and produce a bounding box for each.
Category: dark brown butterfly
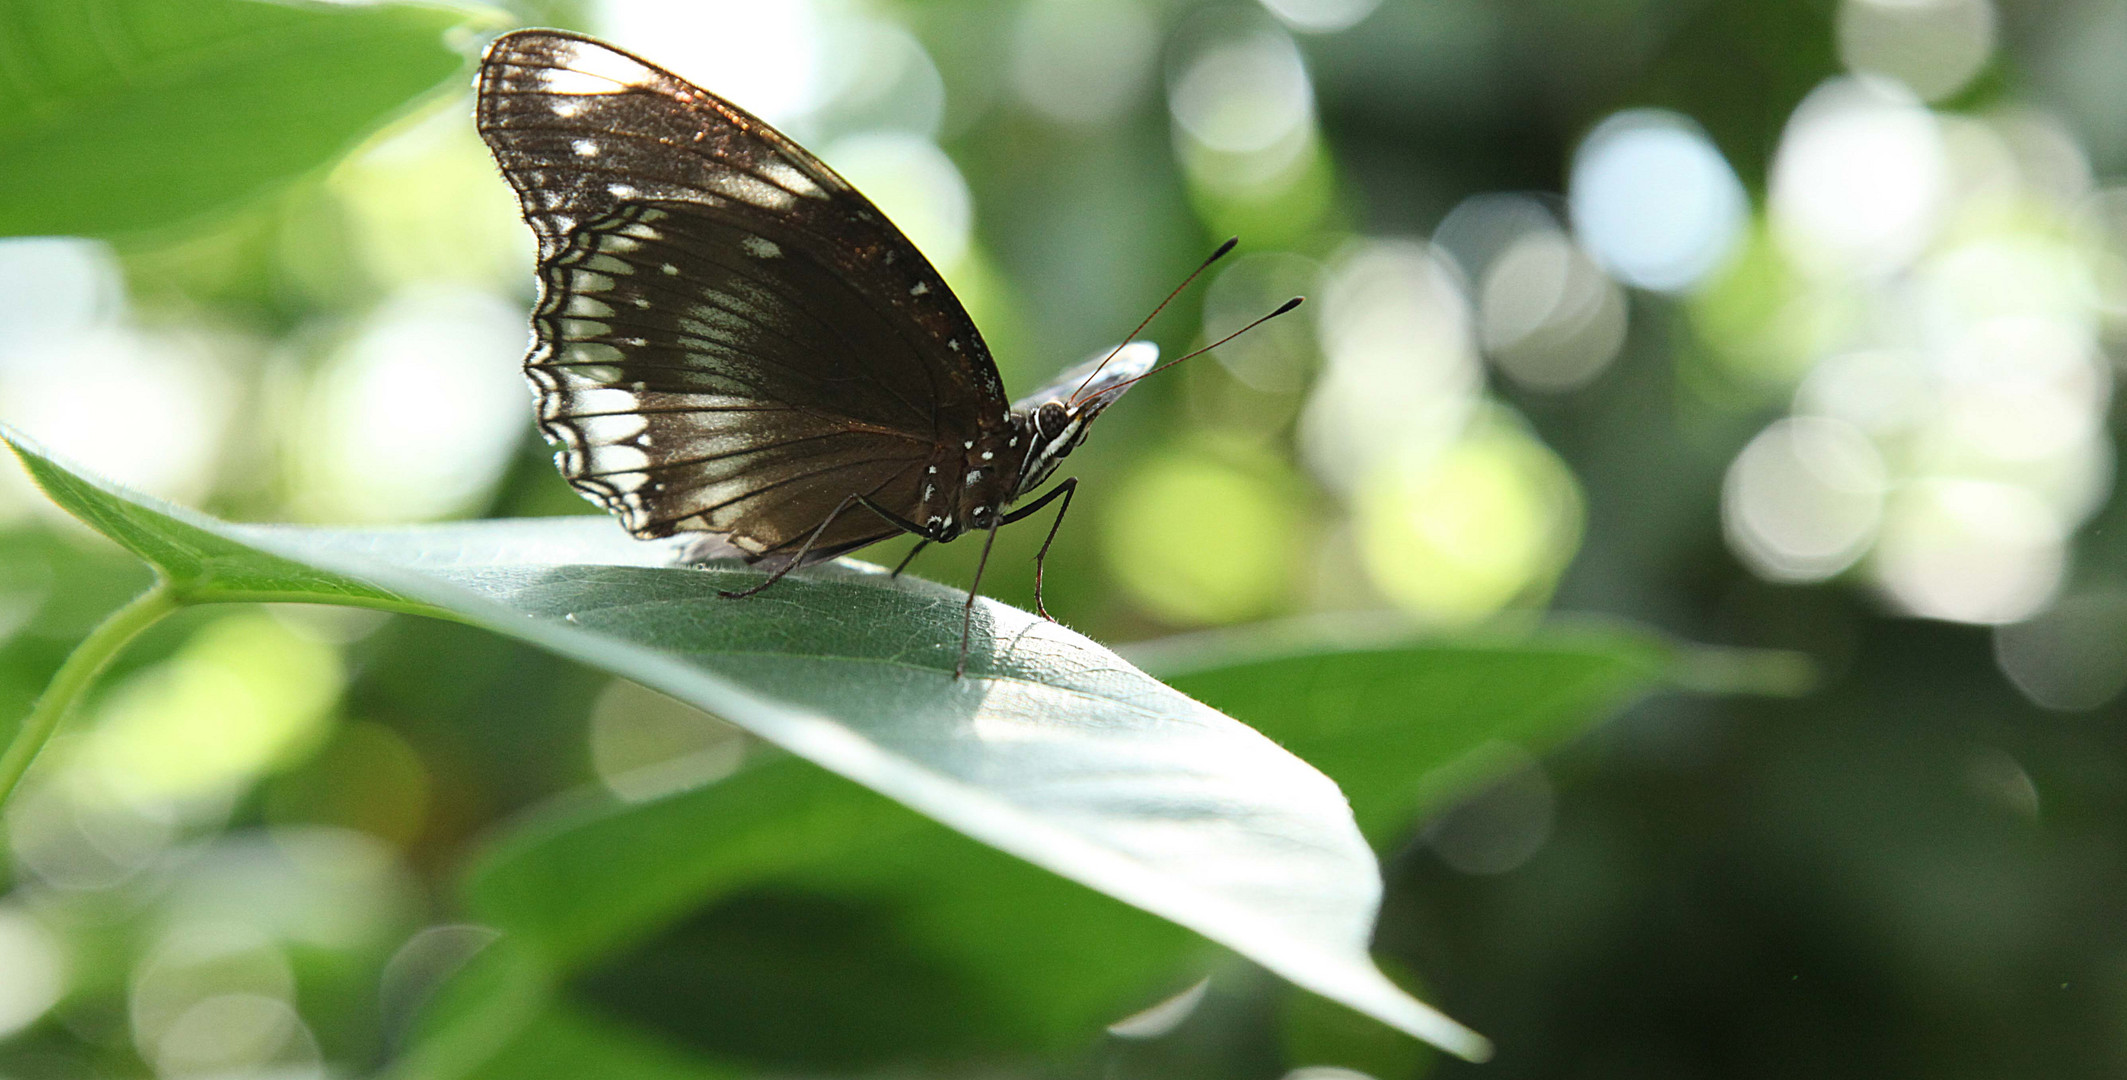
[475,29,1286,675]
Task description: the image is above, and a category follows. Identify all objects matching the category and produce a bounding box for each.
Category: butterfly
[475,29,1290,676]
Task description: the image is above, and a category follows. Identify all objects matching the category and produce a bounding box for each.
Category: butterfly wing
[1012,341,1160,414]
[476,29,1009,564]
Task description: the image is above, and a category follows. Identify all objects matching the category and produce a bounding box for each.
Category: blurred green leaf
[2,430,1490,1062]
[408,756,1209,1075]
[401,939,743,1080]
[1139,619,1788,845]
[0,0,483,238]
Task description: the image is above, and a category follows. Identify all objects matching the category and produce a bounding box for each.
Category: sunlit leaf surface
[3,431,1491,1061]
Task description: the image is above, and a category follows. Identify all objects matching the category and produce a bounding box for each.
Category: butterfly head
[1009,341,1158,498]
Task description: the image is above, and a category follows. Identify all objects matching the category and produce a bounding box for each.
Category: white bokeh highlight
[0,906,64,1038]
[1723,417,1889,582]
[1257,0,1383,33]
[819,132,974,273]
[0,236,124,341]
[1300,240,1482,491]
[1838,0,1996,103]
[590,0,825,125]
[1013,0,1158,127]
[1875,479,2065,624]
[1718,86,2110,635]
[1994,591,2127,711]
[1477,227,1628,392]
[0,325,237,508]
[1169,28,1312,154]
[1570,109,1748,292]
[1168,23,1317,195]
[291,288,528,523]
[1770,78,1948,278]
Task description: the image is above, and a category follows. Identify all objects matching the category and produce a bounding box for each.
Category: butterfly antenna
[1088,296,1304,399]
[1070,236,1240,403]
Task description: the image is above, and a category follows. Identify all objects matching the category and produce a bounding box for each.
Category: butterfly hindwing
[476,29,1009,561]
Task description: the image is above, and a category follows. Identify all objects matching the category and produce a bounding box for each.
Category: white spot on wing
[572,139,600,157]
[602,470,650,493]
[543,41,658,92]
[576,411,649,443]
[584,444,651,473]
[567,387,643,414]
[758,159,826,197]
[910,282,930,296]
[741,236,782,259]
[607,182,639,199]
[537,68,638,95]
[565,294,613,317]
[549,365,623,390]
[566,342,624,364]
[705,171,796,209]
[551,100,583,118]
[685,304,746,331]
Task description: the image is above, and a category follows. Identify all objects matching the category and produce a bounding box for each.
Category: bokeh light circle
[1570,109,1748,292]
[1723,417,1889,583]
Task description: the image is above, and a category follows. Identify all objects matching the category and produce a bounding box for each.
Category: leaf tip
[1670,645,1818,697]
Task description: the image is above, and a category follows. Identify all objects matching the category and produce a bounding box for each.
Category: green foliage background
[2,0,2125,1078]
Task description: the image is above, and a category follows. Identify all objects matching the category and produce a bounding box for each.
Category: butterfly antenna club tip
[1100,294,1306,394]
[1073,237,1246,402]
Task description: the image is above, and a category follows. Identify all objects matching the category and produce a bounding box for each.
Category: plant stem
[0,581,180,808]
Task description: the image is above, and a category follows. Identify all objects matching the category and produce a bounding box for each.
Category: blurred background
[7,0,2127,1075]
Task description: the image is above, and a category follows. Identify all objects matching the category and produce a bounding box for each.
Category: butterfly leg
[890,539,930,578]
[957,519,1004,679]
[1000,477,1077,621]
[718,493,866,599]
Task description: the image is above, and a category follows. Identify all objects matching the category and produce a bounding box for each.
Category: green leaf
[1138,620,1684,845]
[0,0,484,238]
[1,430,1491,1062]
[419,756,1214,1074]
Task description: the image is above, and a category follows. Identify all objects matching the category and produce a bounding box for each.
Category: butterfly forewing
[476,29,1010,562]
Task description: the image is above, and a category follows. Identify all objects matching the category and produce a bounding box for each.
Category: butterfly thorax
[922,421,1021,538]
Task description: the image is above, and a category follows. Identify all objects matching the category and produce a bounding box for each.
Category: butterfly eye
[1036,402,1069,440]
